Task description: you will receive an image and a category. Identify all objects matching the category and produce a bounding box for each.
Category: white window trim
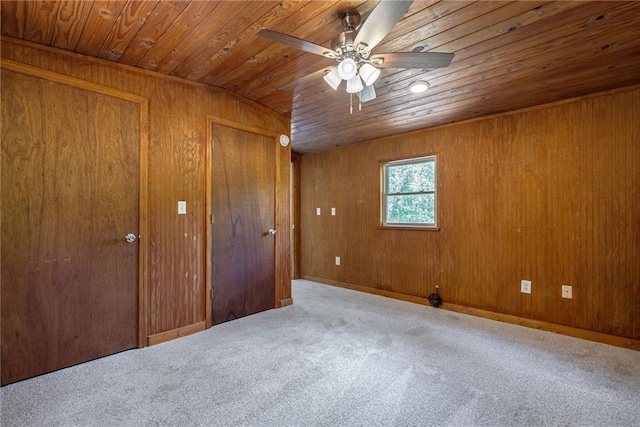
[381,155,438,229]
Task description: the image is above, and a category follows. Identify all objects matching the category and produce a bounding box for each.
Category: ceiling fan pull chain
[359,96,362,112]
[350,93,353,114]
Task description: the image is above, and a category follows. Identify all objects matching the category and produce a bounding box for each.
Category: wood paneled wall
[300,86,640,344]
[1,36,291,340]
[291,152,302,280]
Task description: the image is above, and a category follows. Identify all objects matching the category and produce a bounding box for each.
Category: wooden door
[1,70,140,385]
[211,125,275,324]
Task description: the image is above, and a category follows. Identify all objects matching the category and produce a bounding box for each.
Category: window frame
[380,155,438,229]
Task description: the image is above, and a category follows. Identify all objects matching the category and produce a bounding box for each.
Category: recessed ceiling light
[411,42,431,52]
[409,81,430,94]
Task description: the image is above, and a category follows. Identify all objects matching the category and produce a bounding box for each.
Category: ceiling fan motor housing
[331,31,357,56]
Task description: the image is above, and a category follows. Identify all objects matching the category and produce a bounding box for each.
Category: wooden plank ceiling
[2,1,640,153]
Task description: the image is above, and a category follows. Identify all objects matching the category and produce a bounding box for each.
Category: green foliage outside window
[383,157,436,226]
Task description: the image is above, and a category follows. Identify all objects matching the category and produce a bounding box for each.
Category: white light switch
[178,201,187,215]
[331,207,336,216]
[316,207,321,216]
[335,256,341,266]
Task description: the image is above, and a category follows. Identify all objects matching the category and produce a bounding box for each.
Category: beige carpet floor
[2,279,639,426]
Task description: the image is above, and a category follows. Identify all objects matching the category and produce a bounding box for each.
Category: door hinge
[210,289,214,299]
[210,213,214,224]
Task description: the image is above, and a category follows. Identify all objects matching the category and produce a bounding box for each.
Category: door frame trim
[206,116,280,328]
[1,60,150,348]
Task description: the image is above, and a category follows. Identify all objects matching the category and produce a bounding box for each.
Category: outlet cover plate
[521,280,532,294]
[562,285,572,299]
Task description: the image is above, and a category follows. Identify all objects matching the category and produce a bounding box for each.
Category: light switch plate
[331,207,336,216]
[178,201,187,215]
[316,207,321,216]
[335,256,340,266]
[562,285,572,299]
[521,280,531,294]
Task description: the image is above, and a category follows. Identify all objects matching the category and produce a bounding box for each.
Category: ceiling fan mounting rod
[339,9,361,31]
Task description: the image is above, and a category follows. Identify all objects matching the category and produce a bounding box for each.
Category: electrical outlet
[335,256,341,266]
[562,285,572,299]
[521,280,532,294]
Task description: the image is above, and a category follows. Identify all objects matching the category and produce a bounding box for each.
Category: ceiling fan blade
[279,67,334,91]
[257,28,334,57]
[353,0,413,54]
[357,84,376,103]
[371,52,454,69]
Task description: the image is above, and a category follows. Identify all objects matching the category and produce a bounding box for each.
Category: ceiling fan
[257,0,454,104]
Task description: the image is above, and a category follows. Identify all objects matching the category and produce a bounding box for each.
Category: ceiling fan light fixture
[258,0,454,116]
[323,67,342,90]
[359,63,381,86]
[346,75,364,94]
[338,58,358,80]
[409,80,430,94]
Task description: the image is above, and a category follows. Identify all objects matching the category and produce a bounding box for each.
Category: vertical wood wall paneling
[300,86,640,343]
[291,152,302,280]
[1,37,290,344]
[275,132,293,307]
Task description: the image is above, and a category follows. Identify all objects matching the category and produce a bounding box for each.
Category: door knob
[124,233,137,243]
[268,229,277,236]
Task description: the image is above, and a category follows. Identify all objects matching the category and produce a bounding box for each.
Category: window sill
[377,225,440,231]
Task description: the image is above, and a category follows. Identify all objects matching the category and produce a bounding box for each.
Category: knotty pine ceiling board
[2,0,639,153]
[292,3,636,130]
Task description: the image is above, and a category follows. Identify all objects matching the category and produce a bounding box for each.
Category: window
[381,155,437,228]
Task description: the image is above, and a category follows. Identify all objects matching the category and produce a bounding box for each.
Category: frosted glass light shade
[346,75,364,94]
[337,58,358,80]
[323,67,342,90]
[409,80,430,94]
[357,84,376,102]
[359,63,381,86]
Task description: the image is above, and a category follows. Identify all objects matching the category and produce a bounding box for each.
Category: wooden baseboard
[279,298,293,308]
[300,275,639,351]
[147,321,206,346]
[301,275,429,305]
